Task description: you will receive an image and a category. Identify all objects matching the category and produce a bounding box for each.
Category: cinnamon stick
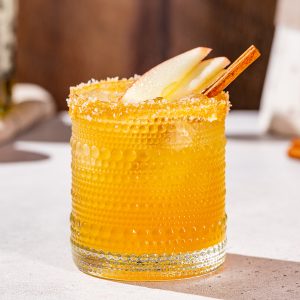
[204,45,261,97]
[288,139,300,160]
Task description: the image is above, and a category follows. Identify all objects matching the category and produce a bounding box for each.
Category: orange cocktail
[69,78,229,280]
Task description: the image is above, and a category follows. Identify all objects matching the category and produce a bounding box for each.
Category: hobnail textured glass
[69,79,229,281]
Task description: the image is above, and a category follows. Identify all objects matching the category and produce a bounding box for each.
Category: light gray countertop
[0,111,299,300]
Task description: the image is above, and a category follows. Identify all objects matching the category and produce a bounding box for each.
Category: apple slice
[167,57,230,100]
[122,47,211,104]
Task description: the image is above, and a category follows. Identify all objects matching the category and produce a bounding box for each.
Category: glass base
[71,240,226,281]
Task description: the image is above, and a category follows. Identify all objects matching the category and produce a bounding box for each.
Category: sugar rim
[67,77,230,122]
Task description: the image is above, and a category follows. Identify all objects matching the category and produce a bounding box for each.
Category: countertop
[1,111,299,300]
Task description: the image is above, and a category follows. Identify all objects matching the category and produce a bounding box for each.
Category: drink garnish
[204,45,261,97]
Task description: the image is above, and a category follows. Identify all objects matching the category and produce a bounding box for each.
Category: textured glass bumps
[68,79,229,280]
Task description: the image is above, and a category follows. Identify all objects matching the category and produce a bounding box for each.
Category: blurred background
[15,0,276,110]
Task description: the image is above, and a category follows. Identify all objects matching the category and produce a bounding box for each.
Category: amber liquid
[69,79,228,280]
[0,78,12,115]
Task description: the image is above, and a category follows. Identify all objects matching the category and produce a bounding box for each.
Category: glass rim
[68,78,230,123]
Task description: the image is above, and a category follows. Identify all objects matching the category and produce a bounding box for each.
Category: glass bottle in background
[0,0,18,115]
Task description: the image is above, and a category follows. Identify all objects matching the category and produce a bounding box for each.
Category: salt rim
[67,77,230,123]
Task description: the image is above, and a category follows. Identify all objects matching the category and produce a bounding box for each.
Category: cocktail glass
[69,78,229,281]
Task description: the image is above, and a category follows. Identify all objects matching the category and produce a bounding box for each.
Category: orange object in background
[288,139,300,159]
[68,79,229,281]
